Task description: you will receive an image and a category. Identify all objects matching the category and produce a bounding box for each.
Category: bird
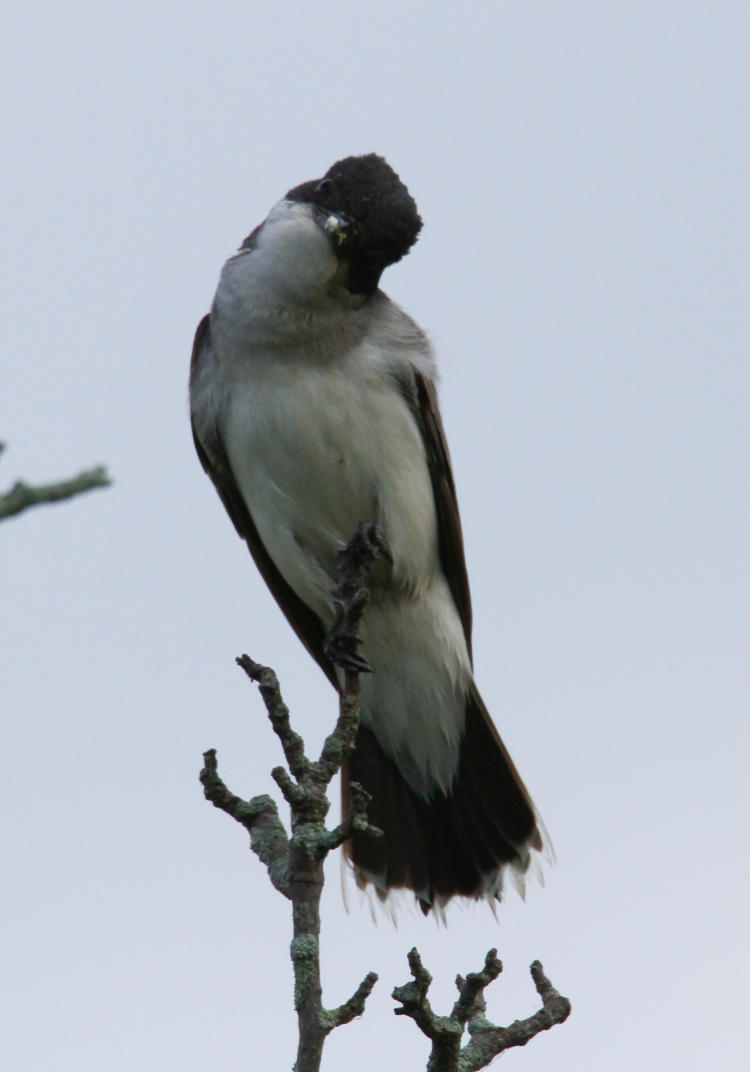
[189,153,546,913]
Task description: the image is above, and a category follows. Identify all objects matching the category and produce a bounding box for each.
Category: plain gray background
[3,2,748,1069]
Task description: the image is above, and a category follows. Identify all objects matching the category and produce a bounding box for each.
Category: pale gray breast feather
[368,292,438,383]
[191,286,439,461]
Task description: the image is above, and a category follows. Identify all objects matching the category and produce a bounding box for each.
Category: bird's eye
[315,178,333,198]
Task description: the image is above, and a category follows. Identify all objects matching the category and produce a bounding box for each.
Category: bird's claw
[324,633,373,674]
[336,522,391,571]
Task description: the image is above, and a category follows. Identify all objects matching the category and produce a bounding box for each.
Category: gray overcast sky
[2,3,748,1069]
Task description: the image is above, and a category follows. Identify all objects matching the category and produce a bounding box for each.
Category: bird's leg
[337,521,389,571]
[324,522,388,674]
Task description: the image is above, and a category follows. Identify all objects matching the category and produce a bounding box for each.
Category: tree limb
[0,443,110,521]
[393,948,571,1071]
[200,524,385,1072]
[199,748,291,897]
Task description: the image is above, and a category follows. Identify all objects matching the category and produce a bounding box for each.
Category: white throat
[222,200,340,306]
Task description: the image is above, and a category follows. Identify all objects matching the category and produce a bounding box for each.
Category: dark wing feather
[399,370,473,661]
[190,315,337,689]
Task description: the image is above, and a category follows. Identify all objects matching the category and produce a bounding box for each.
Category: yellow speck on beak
[326,215,348,245]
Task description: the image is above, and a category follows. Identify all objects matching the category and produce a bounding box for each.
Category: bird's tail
[342,684,546,913]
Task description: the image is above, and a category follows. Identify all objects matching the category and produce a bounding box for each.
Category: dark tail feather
[343,685,544,913]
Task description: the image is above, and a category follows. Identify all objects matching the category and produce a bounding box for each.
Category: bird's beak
[318,209,350,247]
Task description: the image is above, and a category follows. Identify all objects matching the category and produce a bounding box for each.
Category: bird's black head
[286,154,422,296]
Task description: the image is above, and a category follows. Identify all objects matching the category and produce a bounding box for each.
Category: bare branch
[393,948,571,1072]
[236,656,309,781]
[199,749,290,897]
[393,949,462,1071]
[0,444,110,522]
[269,764,307,807]
[200,523,570,1070]
[321,971,379,1032]
[451,949,503,1028]
[317,781,383,855]
[460,961,572,1069]
[200,525,385,1072]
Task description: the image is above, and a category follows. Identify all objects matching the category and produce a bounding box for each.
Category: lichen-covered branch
[321,970,379,1032]
[236,657,309,782]
[199,521,570,1071]
[393,948,571,1072]
[0,443,110,521]
[451,949,503,1028]
[200,524,385,1072]
[460,960,571,1070]
[317,780,382,855]
[199,748,291,897]
[393,949,461,1072]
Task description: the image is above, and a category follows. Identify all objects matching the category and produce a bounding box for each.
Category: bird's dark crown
[286,153,422,295]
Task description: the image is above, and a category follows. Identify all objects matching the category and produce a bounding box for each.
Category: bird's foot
[325,521,387,675]
[324,631,373,674]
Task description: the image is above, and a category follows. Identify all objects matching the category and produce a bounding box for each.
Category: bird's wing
[189,314,338,688]
[398,369,473,661]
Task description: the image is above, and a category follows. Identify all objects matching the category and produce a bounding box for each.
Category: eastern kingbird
[190,154,546,912]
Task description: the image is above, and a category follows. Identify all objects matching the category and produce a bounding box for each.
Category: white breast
[221,338,440,621]
[221,344,470,794]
